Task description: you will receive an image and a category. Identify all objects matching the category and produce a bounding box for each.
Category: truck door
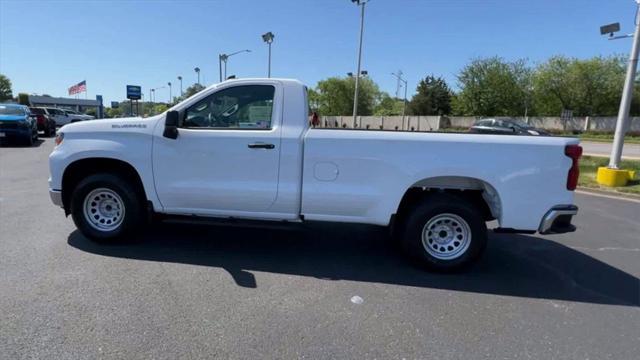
[152,84,282,216]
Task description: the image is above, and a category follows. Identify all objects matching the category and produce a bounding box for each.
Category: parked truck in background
[48,79,582,271]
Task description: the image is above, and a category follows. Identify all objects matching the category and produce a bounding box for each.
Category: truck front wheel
[70,173,143,242]
[402,194,487,272]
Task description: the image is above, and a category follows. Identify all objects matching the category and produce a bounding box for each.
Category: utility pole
[395,70,403,98]
[351,0,368,127]
[392,72,408,130]
[609,1,640,169]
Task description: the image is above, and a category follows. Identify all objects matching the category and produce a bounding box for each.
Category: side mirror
[164,111,179,139]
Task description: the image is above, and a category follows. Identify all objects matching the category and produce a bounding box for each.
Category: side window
[184,85,275,129]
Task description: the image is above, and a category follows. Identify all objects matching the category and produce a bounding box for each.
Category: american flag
[68,80,86,95]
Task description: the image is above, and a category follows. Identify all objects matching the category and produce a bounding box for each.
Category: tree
[308,88,321,112]
[313,76,382,115]
[105,107,123,118]
[374,93,404,115]
[184,83,205,98]
[18,93,30,105]
[453,57,532,116]
[533,55,626,116]
[0,74,12,101]
[408,75,452,115]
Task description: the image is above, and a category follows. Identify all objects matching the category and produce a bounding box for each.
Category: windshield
[509,119,532,128]
[0,105,24,116]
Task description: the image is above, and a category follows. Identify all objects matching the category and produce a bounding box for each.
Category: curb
[583,153,640,161]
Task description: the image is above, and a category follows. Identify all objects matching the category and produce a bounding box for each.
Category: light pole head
[194,67,200,73]
[168,82,171,86]
[262,32,275,44]
[600,22,621,37]
[177,76,182,81]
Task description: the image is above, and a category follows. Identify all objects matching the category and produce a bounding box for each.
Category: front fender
[48,133,161,211]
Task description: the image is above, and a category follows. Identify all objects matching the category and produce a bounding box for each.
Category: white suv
[45,108,94,126]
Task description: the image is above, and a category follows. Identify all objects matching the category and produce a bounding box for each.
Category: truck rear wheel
[70,173,143,242]
[401,193,487,272]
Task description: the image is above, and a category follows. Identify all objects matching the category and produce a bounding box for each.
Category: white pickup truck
[49,78,582,271]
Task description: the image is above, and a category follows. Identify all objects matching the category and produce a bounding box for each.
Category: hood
[59,115,163,136]
[0,114,27,121]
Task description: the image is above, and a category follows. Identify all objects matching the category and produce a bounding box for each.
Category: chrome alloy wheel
[83,188,125,232]
[421,213,471,260]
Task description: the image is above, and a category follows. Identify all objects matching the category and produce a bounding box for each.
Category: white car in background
[46,108,94,126]
[64,109,94,122]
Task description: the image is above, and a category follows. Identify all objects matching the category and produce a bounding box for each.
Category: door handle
[248,142,275,149]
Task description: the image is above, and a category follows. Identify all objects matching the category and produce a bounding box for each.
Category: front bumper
[0,127,31,139]
[538,205,578,234]
[49,189,63,207]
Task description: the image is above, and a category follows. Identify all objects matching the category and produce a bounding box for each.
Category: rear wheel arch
[61,158,147,214]
[393,176,502,229]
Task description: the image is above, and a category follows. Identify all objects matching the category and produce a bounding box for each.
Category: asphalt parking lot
[1,138,639,359]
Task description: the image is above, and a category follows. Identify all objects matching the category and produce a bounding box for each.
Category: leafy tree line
[309,55,640,117]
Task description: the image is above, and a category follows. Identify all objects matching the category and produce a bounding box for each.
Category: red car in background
[29,107,56,137]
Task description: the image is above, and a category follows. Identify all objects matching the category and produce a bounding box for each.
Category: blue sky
[0,0,637,105]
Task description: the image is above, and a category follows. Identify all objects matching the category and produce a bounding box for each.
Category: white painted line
[576,190,640,204]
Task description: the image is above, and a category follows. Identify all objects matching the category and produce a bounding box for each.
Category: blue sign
[126,85,142,100]
[111,101,119,108]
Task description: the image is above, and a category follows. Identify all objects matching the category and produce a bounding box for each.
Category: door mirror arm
[164,111,179,139]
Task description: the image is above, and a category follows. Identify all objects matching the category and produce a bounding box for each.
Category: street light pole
[609,1,640,169]
[219,54,225,82]
[351,0,368,128]
[262,32,275,78]
[219,50,251,81]
[168,82,172,104]
[194,67,201,85]
[177,76,183,97]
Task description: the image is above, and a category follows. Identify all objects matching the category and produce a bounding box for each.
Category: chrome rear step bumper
[538,205,578,234]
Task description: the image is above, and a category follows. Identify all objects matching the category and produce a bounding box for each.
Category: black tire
[44,124,53,137]
[401,193,487,272]
[70,173,144,242]
[24,132,34,147]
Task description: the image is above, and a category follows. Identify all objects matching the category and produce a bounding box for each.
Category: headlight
[54,132,64,146]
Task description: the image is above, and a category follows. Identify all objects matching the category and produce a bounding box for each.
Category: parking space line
[576,190,640,204]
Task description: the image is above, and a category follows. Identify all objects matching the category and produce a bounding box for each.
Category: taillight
[565,144,582,190]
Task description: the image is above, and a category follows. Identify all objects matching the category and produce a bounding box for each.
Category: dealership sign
[126,85,142,100]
